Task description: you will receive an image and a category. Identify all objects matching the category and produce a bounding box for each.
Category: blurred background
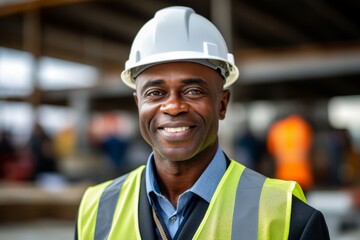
[0,0,359,239]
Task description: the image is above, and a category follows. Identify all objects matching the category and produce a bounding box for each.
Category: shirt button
[170,216,177,223]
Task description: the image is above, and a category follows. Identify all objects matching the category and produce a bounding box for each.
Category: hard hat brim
[121,52,239,89]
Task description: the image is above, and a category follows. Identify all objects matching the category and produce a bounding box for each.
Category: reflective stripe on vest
[78,166,144,239]
[77,161,305,240]
[232,165,266,239]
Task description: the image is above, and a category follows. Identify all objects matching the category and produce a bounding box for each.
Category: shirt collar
[146,147,227,204]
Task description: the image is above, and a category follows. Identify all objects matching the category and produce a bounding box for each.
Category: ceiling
[1,0,360,109]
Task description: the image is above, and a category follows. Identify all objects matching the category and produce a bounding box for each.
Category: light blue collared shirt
[146,147,227,238]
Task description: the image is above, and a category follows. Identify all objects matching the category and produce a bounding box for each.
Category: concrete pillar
[23,10,42,129]
[211,0,235,155]
[69,91,90,150]
[210,0,233,49]
[23,10,41,105]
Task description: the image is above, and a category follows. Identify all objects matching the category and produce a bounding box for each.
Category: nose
[160,93,189,116]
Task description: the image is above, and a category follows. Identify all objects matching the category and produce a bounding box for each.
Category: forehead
[135,62,223,88]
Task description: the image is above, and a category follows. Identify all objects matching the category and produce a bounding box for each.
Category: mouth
[158,124,195,140]
[163,126,190,133]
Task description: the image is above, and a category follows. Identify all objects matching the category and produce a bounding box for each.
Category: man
[76,6,329,239]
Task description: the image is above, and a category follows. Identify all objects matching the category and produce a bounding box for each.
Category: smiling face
[134,62,230,163]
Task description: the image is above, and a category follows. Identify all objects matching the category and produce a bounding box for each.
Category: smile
[163,127,190,133]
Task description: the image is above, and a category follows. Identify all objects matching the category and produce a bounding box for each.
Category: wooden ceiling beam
[233,1,310,45]
[235,42,360,84]
[118,0,170,18]
[303,0,360,37]
[42,25,129,66]
[53,4,144,43]
[0,0,94,16]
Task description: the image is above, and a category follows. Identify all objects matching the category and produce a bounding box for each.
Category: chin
[153,145,188,159]
[160,152,194,162]
[155,144,210,163]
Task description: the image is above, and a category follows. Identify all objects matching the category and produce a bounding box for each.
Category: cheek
[208,97,222,118]
[194,100,219,130]
[138,103,157,142]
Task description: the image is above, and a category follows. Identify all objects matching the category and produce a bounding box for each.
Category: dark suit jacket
[289,196,330,239]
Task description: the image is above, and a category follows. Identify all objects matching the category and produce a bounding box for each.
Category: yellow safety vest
[77,160,306,240]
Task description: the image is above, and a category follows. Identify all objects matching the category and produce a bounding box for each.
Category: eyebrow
[140,79,165,92]
[181,78,208,87]
[139,78,208,92]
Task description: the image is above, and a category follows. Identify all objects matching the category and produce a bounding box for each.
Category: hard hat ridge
[154,6,193,40]
[121,6,239,89]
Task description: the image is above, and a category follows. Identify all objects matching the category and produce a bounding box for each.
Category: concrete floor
[0,220,74,240]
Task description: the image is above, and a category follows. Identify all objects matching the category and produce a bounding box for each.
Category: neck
[153,146,217,207]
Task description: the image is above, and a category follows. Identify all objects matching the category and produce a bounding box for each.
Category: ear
[219,89,230,120]
[133,92,139,107]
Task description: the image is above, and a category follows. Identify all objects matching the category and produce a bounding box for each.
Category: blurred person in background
[0,129,16,179]
[100,133,129,176]
[87,114,131,177]
[29,123,58,180]
[267,114,314,192]
[54,126,76,160]
[76,6,329,239]
[312,123,360,187]
[0,129,34,181]
[233,126,264,171]
[329,128,360,186]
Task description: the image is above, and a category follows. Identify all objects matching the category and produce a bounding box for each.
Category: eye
[187,89,201,95]
[184,88,205,96]
[144,89,166,98]
[148,91,163,96]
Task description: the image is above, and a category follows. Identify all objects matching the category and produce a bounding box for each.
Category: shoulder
[289,196,330,240]
[81,166,145,204]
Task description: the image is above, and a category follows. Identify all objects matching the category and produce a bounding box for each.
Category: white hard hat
[121,6,239,89]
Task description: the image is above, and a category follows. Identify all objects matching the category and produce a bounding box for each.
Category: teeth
[164,127,189,133]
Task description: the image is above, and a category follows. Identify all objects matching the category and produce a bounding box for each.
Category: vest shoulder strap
[193,160,306,240]
[193,161,245,239]
[77,179,114,240]
[77,166,145,240]
[258,178,305,240]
